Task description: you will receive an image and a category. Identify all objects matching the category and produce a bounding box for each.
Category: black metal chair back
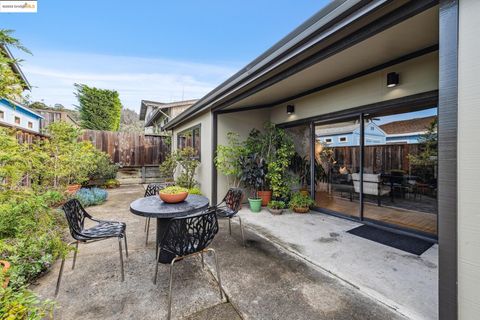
[62,199,91,240]
[144,183,164,197]
[222,188,243,213]
[161,208,219,258]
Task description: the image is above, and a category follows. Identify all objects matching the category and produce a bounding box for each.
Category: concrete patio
[238,208,438,320]
[32,185,406,319]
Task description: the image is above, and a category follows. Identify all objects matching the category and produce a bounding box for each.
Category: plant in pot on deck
[239,153,266,213]
[289,191,315,213]
[267,200,285,215]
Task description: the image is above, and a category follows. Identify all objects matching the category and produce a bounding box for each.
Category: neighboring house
[316,116,437,146]
[139,99,197,135]
[162,1,477,318]
[36,108,79,131]
[0,98,43,133]
[316,122,386,147]
[380,115,437,144]
[0,45,43,133]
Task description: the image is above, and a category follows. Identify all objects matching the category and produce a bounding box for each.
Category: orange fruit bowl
[159,191,188,204]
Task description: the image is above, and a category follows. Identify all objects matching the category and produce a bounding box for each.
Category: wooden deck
[315,191,437,235]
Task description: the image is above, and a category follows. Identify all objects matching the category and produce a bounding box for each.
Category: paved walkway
[32,185,404,319]
[238,209,438,320]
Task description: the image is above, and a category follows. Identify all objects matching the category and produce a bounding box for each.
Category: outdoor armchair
[55,198,128,296]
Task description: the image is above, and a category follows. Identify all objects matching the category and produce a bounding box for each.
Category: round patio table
[130,194,209,263]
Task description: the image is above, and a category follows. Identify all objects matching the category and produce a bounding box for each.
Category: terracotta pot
[66,184,81,194]
[0,260,11,288]
[293,206,310,214]
[159,191,188,204]
[258,190,272,206]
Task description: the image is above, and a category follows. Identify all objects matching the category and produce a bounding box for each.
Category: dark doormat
[347,225,434,255]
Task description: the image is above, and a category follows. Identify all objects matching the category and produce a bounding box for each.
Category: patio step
[117,167,168,185]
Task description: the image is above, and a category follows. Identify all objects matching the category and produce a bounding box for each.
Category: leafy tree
[120,108,144,133]
[28,101,50,110]
[0,29,31,100]
[74,83,122,131]
[408,117,438,167]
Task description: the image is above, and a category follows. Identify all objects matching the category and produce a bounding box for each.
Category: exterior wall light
[387,72,399,87]
[287,104,295,114]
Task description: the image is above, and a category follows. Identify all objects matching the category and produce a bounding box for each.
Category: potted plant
[240,153,265,212]
[289,192,315,213]
[267,200,285,215]
[159,186,189,203]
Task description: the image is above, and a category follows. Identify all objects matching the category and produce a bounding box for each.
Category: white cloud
[21,50,239,112]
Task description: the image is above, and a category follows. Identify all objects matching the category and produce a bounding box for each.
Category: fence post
[141,166,146,184]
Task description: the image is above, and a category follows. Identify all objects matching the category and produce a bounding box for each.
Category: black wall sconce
[387,72,399,87]
[287,104,295,114]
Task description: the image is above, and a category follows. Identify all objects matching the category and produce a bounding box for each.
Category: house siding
[458,0,480,318]
[0,99,41,133]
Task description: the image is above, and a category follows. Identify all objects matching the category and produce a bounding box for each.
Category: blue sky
[2,1,330,112]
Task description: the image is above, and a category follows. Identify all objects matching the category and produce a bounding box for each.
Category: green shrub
[74,188,108,207]
[188,187,202,195]
[0,191,68,288]
[87,150,118,183]
[175,147,199,189]
[159,154,177,179]
[0,276,54,320]
[288,192,315,209]
[160,186,188,195]
[267,200,285,209]
[104,179,120,189]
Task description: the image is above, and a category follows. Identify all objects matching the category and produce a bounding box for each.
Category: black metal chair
[212,188,245,246]
[144,182,176,244]
[55,199,128,296]
[153,208,223,320]
[144,183,169,246]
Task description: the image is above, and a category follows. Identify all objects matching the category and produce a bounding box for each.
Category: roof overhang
[0,44,31,91]
[164,0,438,130]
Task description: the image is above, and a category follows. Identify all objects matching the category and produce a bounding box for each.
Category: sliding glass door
[362,108,438,236]
[313,118,361,219]
[285,104,438,238]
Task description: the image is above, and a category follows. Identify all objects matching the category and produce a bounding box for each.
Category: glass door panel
[314,118,360,218]
[362,108,438,236]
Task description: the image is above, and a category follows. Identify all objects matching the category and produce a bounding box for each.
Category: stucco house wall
[171,110,212,199]
[217,108,270,201]
[269,52,438,125]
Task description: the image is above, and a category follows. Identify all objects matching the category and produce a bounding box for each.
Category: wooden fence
[331,144,421,173]
[80,130,170,167]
